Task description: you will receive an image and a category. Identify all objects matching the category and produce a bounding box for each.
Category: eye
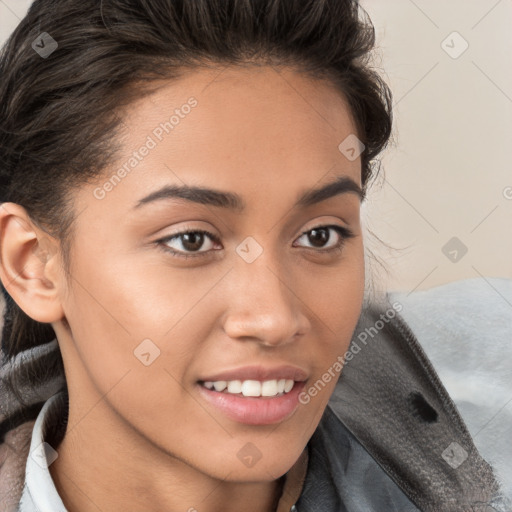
[293,224,355,252]
[156,224,355,260]
[157,229,221,259]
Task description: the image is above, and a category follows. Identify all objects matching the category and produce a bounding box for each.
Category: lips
[196,365,309,425]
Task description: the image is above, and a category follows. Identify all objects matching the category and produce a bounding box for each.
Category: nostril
[407,391,438,423]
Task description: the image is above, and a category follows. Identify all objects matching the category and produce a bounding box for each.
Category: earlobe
[0,202,65,323]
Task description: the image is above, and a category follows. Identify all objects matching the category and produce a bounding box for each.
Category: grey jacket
[297,277,512,511]
[1,277,511,511]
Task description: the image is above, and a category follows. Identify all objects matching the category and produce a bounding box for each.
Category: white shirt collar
[18,392,68,512]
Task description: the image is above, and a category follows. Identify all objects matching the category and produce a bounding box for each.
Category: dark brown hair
[0,0,392,430]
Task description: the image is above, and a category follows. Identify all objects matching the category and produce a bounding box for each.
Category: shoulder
[388,277,512,500]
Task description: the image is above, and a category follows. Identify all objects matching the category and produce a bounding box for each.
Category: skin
[0,65,365,512]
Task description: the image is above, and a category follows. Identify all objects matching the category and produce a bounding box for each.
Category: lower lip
[197,381,306,425]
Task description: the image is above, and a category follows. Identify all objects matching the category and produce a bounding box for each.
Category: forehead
[78,65,362,220]
[125,63,357,130]
[120,64,359,166]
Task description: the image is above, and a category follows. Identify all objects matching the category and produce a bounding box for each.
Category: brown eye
[159,229,221,257]
[307,227,330,247]
[294,225,354,251]
[180,232,207,251]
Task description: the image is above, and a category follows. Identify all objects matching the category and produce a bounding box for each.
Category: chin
[200,439,306,482]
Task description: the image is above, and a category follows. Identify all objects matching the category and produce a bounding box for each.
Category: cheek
[295,246,365,401]
[60,249,196,399]
[60,261,228,464]
[60,245,238,431]
[297,242,365,339]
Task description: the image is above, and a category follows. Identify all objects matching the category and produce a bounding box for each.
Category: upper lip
[199,365,309,383]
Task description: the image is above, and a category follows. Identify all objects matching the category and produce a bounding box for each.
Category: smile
[201,379,295,397]
[198,379,306,425]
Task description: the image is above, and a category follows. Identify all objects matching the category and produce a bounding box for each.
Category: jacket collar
[325,297,500,511]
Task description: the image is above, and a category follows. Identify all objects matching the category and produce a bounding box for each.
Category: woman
[0,1,509,511]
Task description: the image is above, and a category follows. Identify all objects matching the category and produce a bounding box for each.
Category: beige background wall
[360,0,512,292]
[1,0,511,294]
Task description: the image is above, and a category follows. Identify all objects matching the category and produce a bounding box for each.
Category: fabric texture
[388,277,512,501]
[327,288,507,511]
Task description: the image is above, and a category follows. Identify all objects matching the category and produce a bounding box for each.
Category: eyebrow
[133,175,364,212]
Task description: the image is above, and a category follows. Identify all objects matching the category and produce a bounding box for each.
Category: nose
[221,258,310,347]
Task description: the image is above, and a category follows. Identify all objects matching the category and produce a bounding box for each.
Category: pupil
[309,228,329,247]
[182,232,204,251]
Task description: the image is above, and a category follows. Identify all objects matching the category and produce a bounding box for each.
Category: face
[52,65,365,481]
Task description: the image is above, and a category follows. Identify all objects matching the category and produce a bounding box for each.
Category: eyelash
[156,224,355,260]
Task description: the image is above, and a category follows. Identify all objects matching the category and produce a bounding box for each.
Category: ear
[0,202,65,323]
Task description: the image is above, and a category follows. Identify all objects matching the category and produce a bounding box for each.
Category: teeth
[227,380,242,394]
[284,379,294,393]
[241,380,261,396]
[261,380,278,396]
[213,381,227,392]
[202,379,295,397]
